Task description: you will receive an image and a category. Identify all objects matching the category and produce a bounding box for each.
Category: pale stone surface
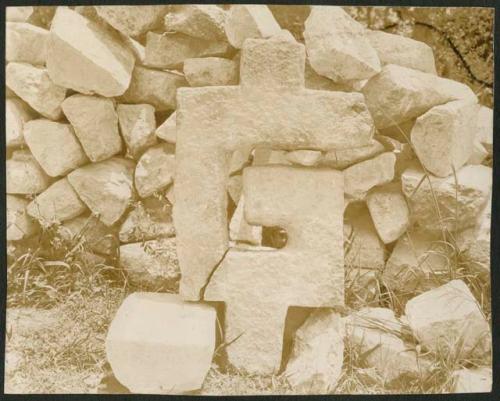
[95,5,168,37]
[62,94,122,162]
[476,106,493,154]
[164,5,226,41]
[122,34,146,64]
[304,59,363,92]
[286,150,322,166]
[6,62,66,120]
[225,5,281,49]
[401,163,491,232]
[404,280,491,358]
[67,158,135,226]
[376,134,416,177]
[6,22,49,65]
[411,100,479,177]
[229,195,262,246]
[117,104,157,158]
[304,6,380,82]
[252,148,290,165]
[175,38,373,299]
[6,150,51,195]
[366,29,436,74]
[285,310,344,393]
[145,32,230,70]
[363,64,477,129]
[135,144,175,198]
[120,66,187,111]
[227,175,243,204]
[47,7,135,97]
[343,152,395,200]
[6,98,32,148]
[27,178,87,224]
[165,185,175,205]
[345,267,379,308]
[467,140,488,165]
[156,112,176,143]
[7,7,34,22]
[184,57,238,87]
[452,367,492,393]
[106,292,216,394]
[366,182,410,244]
[321,140,384,170]
[24,120,88,177]
[7,195,38,241]
[205,166,344,374]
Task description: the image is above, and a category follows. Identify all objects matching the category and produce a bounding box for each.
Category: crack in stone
[199,247,230,301]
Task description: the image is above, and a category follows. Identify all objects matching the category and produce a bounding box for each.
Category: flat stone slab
[6,150,51,195]
[321,139,384,170]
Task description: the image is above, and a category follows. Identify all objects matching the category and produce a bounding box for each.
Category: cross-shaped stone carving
[204,165,344,374]
[174,35,374,300]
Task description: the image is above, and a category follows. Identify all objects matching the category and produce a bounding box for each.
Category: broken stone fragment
[6,62,66,120]
[225,5,281,49]
[366,182,410,244]
[156,112,176,143]
[284,310,344,394]
[467,140,488,165]
[476,106,493,154]
[411,99,479,177]
[227,175,243,204]
[229,146,252,174]
[376,134,416,177]
[47,7,135,97]
[117,104,157,159]
[164,5,226,41]
[94,5,169,37]
[7,195,39,241]
[135,144,175,198]
[6,150,51,195]
[184,57,238,87]
[67,157,135,226]
[321,140,384,170]
[6,98,32,148]
[121,34,146,65]
[366,29,436,74]
[404,280,491,359]
[62,94,122,162]
[363,64,477,129]
[286,150,322,166]
[119,66,187,111]
[145,32,231,70]
[106,292,216,394]
[401,163,491,232]
[252,148,290,165]
[27,178,87,224]
[24,119,88,177]
[7,6,34,22]
[452,367,492,393]
[6,22,49,65]
[304,6,381,83]
[343,152,395,200]
[229,194,262,246]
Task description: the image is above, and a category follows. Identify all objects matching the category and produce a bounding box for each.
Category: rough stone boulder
[47,7,135,97]
[476,106,493,155]
[135,144,175,198]
[404,280,491,359]
[6,98,32,148]
[67,158,135,226]
[467,140,488,165]
[117,104,157,159]
[362,64,477,129]
[452,367,492,393]
[7,6,34,22]
[106,292,216,394]
[321,140,384,170]
[304,6,380,82]
[7,195,38,241]
[6,150,51,195]
[164,5,226,41]
[184,57,238,87]
[62,94,122,162]
[24,119,88,177]
[156,112,176,143]
[286,150,322,166]
[6,22,49,65]
[6,62,66,120]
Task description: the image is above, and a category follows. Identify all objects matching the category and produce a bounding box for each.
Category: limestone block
[225,5,281,49]
[7,195,38,241]
[145,32,230,70]
[175,37,373,299]
[343,152,395,200]
[366,29,436,74]
[6,98,32,148]
[401,163,491,232]
[164,5,226,41]
[252,148,290,165]
[106,292,216,394]
[366,183,409,244]
[286,150,322,166]
[156,112,176,143]
[6,22,49,65]
[67,158,135,226]
[452,367,492,393]
[363,64,477,129]
[119,199,174,243]
[229,195,262,246]
[304,6,380,82]
[117,104,157,159]
[205,166,344,374]
[135,144,175,198]
[95,5,169,37]
[411,100,479,177]
[7,7,34,22]
[62,94,122,162]
[27,178,87,224]
[284,310,344,393]
[184,57,238,87]
[6,62,66,120]
[119,66,187,111]
[6,150,51,194]
[321,140,384,170]
[467,140,488,165]
[476,106,493,154]
[24,119,88,177]
[47,7,135,97]
[404,280,491,358]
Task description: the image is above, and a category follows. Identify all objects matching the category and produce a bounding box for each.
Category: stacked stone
[6,5,492,395]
